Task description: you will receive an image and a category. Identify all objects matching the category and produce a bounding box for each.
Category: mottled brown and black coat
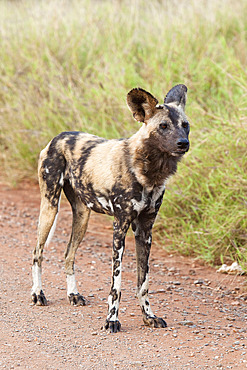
[32,84,190,333]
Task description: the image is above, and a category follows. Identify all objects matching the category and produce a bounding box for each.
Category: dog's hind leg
[132,211,167,328]
[32,142,65,306]
[63,180,90,306]
[31,189,62,305]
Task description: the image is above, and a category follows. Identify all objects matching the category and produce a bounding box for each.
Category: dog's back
[39,132,137,215]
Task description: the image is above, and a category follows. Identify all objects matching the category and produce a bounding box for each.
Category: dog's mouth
[171,148,189,156]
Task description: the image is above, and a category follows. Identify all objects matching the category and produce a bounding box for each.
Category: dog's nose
[177,139,189,150]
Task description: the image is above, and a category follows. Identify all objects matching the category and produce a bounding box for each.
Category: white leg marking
[137,273,154,317]
[67,274,79,296]
[32,263,42,295]
[107,248,124,321]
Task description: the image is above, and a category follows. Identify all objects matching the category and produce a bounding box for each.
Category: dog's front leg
[104,218,130,333]
[132,212,167,328]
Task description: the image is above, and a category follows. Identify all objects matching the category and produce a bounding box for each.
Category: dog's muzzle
[176,139,190,152]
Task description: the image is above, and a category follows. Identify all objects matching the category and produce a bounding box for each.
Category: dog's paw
[104,320,121,333]
[31,290,48,306]
[143,314,167,328]
[68,293,86,306]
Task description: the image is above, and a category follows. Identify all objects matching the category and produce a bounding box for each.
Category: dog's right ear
[164,84,187,111]
[127,88,158,123]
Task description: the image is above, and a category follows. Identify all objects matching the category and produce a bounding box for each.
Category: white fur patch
[32,263,42,295]
[150,184,166,208]
[59,172,64,186]
[67,274,79,296]
[97,197,114,213]
[131,190,146,214]
[108,200,114,213]
[97,196,108,209]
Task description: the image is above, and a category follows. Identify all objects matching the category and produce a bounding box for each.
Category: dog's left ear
[164,84,187,111]
[127,88,158,123]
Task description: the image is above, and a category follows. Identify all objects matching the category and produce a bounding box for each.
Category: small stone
[231,301,240,306]
[178,320,194,327]
[194,279,205,285]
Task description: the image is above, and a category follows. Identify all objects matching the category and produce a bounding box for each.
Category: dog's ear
[127,88,158,123]
[164,84,187,111]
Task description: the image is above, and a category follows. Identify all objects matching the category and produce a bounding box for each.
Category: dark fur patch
[132,181,144,201]
[63,179,77,211]
[109,307,116,316]
[109,287,118,302]
[41,160,65,207]
[65,132,81,153]
[155,192,165,212]
[78,139,106,175]
[164,84,187,108]
[164,104,180,124]
[133,135,180,187]
[142,289,148,297]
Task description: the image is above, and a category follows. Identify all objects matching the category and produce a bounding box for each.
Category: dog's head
[127,85,190,157]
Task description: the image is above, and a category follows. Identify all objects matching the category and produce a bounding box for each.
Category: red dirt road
[0,183,246,369]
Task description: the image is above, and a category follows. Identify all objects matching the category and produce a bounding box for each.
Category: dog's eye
[160,122,168,130]
[182,121,189,129]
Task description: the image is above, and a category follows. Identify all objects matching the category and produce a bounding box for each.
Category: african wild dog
[32,84,190,333]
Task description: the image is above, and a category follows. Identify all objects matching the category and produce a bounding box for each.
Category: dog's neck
[128,127,180,189]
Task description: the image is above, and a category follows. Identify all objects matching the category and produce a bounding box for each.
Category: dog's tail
[38,135,67,247]
[45,191,61,247]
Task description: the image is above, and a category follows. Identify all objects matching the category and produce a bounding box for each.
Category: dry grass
[0,0,246,268]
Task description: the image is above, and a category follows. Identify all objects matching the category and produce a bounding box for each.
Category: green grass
[0,0,246,269]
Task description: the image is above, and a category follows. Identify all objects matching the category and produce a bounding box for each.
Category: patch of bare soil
[0,182,246,369]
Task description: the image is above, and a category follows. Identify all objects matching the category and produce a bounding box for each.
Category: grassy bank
[0,0,246,268]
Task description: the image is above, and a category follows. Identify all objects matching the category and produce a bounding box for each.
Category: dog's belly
[73,180,165,219]
[80,191,132,217]
[84,195,115,216]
